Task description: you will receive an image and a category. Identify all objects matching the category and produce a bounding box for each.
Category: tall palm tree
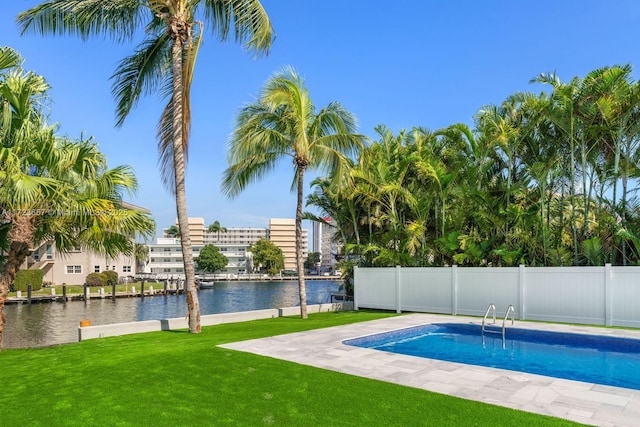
[223,67,364,318]
[207,220,227,241]
[18,0,274,333]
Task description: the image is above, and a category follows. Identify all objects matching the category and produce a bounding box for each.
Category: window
[94,265,100,273]
[112,266,116,271]
[66,265,82,274]
[123,266,132,273]
[164,248,171,252]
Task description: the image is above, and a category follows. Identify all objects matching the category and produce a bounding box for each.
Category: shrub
[85,272,107,287]
[102,270,118,286]
[14,269,44,292]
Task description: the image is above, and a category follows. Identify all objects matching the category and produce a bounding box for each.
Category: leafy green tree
[19,0,274,334]
[195,244,228,274]
[304,252,321,272]
[223,67,364,318]
[249,239,284,276]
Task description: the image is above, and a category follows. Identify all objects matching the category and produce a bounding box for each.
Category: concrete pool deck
[221,314,640,427]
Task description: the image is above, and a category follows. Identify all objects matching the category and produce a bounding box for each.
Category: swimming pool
[343,322,640,390]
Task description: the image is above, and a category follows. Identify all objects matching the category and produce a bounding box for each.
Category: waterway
[3,280,341,349]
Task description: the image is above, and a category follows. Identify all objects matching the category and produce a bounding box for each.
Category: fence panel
[524,267,605,324]
[354,267,397,310]
[456,268,519,317]
[400,267,452,313]
[354,265,640,327]
[611,267,640,328]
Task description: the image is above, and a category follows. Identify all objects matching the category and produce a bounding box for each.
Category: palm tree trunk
[171,21,200,333]
[0,215,36,349]
[296,166,308,319]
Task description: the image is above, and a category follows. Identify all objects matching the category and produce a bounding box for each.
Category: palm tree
[223,67,364,318]
[165,225,180,238]
[18,0,274,333]
[0,51,154,349]
[207,220,227,242]
[134,243,150,274]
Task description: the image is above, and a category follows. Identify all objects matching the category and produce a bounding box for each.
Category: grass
[0,311,584,427]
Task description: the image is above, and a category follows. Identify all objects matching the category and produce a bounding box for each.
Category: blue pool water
[343,323,640,390]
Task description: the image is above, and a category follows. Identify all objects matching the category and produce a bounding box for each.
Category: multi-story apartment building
[145,238,252,277]
[268,218,308,271]
[16,202,147,285]
[28,242,136,285]
[149,217,307,277]
[320,217,341,272]
[204,227,267,246]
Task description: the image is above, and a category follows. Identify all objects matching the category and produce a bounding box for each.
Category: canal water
[3,280,341,349]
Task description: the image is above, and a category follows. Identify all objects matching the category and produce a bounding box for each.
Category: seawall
[78,302,354,342]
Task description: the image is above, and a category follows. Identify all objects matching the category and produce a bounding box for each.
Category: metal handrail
[481,303,496,333]
[501,305,515,341]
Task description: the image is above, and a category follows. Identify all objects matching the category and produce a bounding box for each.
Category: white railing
[354,264,640,328]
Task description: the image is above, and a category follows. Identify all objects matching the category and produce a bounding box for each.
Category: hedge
[14,269,44,292]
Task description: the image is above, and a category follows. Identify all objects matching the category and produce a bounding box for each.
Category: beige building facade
[25,241,136,286]
[269,218,308,271]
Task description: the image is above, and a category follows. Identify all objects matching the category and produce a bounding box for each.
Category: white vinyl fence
[354,265,640,327]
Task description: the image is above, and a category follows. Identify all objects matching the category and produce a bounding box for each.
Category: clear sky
[3,1,640,239]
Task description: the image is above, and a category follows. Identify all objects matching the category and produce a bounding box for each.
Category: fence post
[62,283,67,301]
[395,265,402,313]
[605,263,612,326]
[519,264,525,320]
[451,265,458,315]
[112,282,116,300]
[27,284,32,305]
[353,266,359,311]
[83,283,89,302]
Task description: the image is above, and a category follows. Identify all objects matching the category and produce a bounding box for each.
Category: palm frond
[111,33,172,126]
[204,0,274,56]
[17,0,149,43]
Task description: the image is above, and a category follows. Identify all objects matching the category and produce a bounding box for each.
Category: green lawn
[0,311,583,426]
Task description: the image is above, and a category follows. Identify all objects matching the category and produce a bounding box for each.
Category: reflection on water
[4,280,340,349]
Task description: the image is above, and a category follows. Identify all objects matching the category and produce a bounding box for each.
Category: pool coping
[220,313,640,427]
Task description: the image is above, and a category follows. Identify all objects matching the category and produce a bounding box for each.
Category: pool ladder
[482,304,514,347]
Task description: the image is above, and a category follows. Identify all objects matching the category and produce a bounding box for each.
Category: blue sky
[3,1,640,239]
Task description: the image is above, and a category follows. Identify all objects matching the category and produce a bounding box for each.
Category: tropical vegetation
[308,65,640,270]
[0,47,154,349]
[18,0,274,334]
[223,67,365,318]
